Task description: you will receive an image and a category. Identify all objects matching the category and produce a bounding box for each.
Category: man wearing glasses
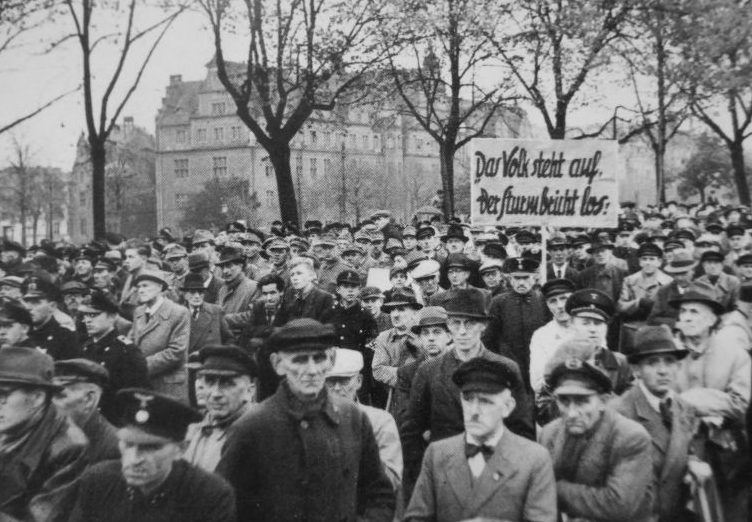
[79,291,148,421]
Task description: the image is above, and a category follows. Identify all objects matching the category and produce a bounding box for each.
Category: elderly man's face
[556,391,605,435]
[273,349,333,399]
[0,386,45,433]
[481,268,503,290]
[325,373,360,402]
[510,273,535,295]
[136,280,162,304]
[118,432,183,493]
[53,382,98,427]
[445,238,464,254]
[200,373,251,420]
[447,317,486,351]
[677,302,717,337]
[461,389,515,442]
[389,305,417,330]
[63,293,87,314]
[593,248,612,265]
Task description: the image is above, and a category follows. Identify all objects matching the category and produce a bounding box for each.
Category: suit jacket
[612,386,698,522]
[274,285,335,326]
[540,409,654,522]
[129,298,191,402]
[576,263,627,303]
[217,275,258,334]
[405,431,557,522]
[547,262,579,282]
[617,270,673,321]
[188,302,232,354]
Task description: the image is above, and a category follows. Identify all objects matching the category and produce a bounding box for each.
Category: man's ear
[270,352,286,377]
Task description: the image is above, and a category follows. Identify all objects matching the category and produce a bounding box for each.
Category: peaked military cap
[337,269,361,286]
[565,289,614,321]
[541,278,576,299]
[198,345,257,377]
[637,242,663,258]
[78,291,119,315]
[445,253,473,271]
[700,250,724,263]
[117,388,201,442]
[60,281,90,296]
[502,257,539,274]
[54,358,110,387]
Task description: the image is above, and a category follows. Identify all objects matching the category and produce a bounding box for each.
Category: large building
[154,59,534,233]
[68,118,157,243]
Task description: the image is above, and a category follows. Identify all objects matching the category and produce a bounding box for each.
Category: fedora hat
[625,325,688,364]
[181,273,206,292]
[0,347,62,391]
[668,283,725,315]
[662,251,697,274]
[443,288,489,320]
[381,289,423,313]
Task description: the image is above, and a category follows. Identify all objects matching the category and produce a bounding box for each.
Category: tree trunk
[32,214,39,245]
[653,145,666,205]
[551,106,567,139]
[440,143,455,222]
[729,140,750,206]
[90,139,107,239]
[267,143,300,227]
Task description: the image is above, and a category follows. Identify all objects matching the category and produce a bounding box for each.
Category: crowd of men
[0,200,751,521]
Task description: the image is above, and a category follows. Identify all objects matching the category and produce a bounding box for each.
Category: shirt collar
[638,380,672,413]
[466,425,504,448]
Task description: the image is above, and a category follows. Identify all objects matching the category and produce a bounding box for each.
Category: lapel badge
[133,392,154,424]
[493,472,500,481]
[564,357,583,370]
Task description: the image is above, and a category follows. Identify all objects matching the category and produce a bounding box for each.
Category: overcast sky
[0,7,649,171]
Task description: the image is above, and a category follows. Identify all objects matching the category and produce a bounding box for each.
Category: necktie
[465,443,494,461]
[659,397,673,430]
[192,307,200,320]
[145,312,151,323]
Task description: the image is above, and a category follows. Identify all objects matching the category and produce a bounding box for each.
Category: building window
[174,158,189,178]
[79,190,87,206]
[265,163,273,177]
[266,190,276,206]
[53,222,60,235]
[176,193,188,208]
[211,102,226,115]
[310,158,317,178]
[362,135,368,149]
[176,129,186,143]
[212,156,228,176]
[231,126,241,140]
[296,153,303,179]
[310,130,317,144]
[214,127,224,141]
[197,128,207,142]
[324,158,331,176]
[324,132,331,145]
[373,135,379,149]
[387,136,394,149]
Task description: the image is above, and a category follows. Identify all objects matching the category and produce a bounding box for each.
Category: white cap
[411,259,441,280]
[328,349,364,377]
[479,258,504,273]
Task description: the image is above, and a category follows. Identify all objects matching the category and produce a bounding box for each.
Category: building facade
[154,60,534,233]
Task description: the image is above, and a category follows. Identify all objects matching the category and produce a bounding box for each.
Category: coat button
[300,420,309,429]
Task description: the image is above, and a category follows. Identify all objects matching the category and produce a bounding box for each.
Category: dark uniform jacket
[399,347,536,500]
[328,301,379,403]
[29,316,81,360]
[69,459,236,522]
[576,263,627,303]
[613,386,699,522]
[82,328,149,421]
[482,289,550,389]
[274,285,335,326]
[217,382,396,522]
[0,405,89,522]
[540,409,654,522]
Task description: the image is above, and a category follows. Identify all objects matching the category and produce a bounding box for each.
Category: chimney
[170,74,182,85]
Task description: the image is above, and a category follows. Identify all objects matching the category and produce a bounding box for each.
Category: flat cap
[198,345,256,377]
[445,253,473,271]
[412,306,448,333]
[541,278,576,299]
[637,243,663,258]
[360,286,383,300]
[452,357,519,393]
[478,258,504,274]
[545,340,612,395]
[411,259,440,280]
[269,318,337,353]
[192,229,215,245]
[415,226,436,240]
[700,250,724,263]
[327,348,364,377]
[116,388,201,442]
[337,269,361,286]
[54,358,110,387]
[60,281,90,296]
[0,300,33,326]
[163,244,188,259]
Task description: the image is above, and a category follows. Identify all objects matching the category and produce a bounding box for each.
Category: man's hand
[685,458,713,485]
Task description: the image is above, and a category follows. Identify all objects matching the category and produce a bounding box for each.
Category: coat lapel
[661,399,695,482]
[136,301,166,339]
[442,439,474,509]
[632,387,669,455]
[191,307,212,349]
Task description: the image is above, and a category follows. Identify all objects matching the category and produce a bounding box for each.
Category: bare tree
[381,0,517,221]
[487,0,631,139]
[61,0,186,238]
[1,139,35,245]
[198,0,388,226]
[0,1,80,134]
